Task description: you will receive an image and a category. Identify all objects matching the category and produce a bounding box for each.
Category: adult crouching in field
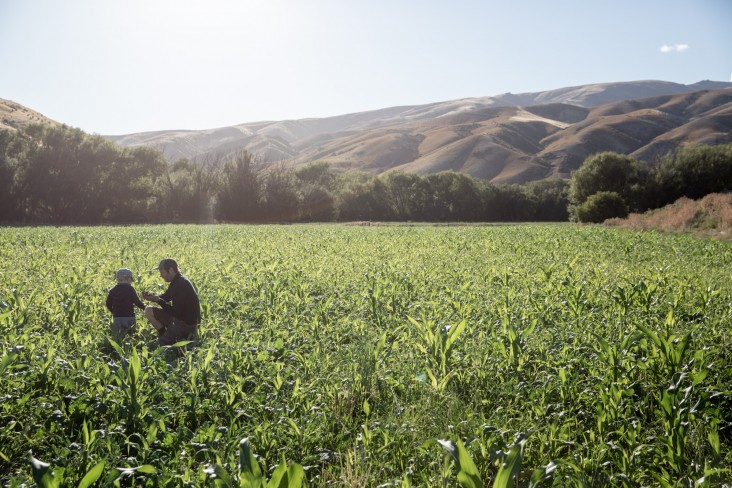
[142,258,201,347]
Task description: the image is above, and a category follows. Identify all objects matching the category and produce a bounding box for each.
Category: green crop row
[0,224,730,486]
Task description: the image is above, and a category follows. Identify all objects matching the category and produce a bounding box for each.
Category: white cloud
[660,44,690,53]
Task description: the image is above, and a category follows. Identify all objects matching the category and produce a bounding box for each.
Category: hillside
[4,81,731,184]
[104,80,732,184]
[538,88,732,177]
[0,98,59,130]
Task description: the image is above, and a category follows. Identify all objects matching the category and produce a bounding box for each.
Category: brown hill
[540,88,732,177]
[103,80,732,184]
[0,98,59,130]
[4,80,729,184]
[283,88,732,183]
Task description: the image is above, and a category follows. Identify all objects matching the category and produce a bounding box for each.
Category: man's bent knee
[145,306,165,331]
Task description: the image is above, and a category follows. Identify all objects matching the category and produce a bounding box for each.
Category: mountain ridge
[103,80,732,183]
[3,80,731,184]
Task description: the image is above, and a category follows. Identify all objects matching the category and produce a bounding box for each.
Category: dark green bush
[569,152,651,215]
[654,143,732,204]
[574,191,629,223]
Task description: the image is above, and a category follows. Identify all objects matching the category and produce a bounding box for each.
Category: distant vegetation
[0,124,568,224]
[1,124,731,225]
[568,145,732,224]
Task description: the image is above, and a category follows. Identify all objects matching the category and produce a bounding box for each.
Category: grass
[606,193,732,239]
[0,223,730,486]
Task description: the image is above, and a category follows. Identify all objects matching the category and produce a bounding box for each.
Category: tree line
[0,124,568,224]
[1,124,730,224]
[568,144,732,222]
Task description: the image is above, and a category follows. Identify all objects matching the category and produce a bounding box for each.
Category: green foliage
[409,316,467,389]
[335,171,392,221]
[155,156,218,223]
[0,123,573,224]
[3,122,732,225]
[0,129,24,221]
[523,179,570,221]
[573,191,629,223]
[1,220,731,485]
[216,150,262,222]
[382,171,428,220]
[0,124,164,223]
[654,143,732,204]
[294,161,336,221]
[77,460,105,488]
[261,165,300,222]
[422,171,482,221]
[439,439,484,488]
[569,151,649,217]
[226,438,304,488]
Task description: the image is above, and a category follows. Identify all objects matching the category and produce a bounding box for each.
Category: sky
[1,0,731,135]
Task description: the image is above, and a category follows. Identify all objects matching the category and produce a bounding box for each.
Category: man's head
[158,258,179,282]
[116,268,134,283]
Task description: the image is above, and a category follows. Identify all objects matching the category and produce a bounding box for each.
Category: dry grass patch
[606,193,732,239]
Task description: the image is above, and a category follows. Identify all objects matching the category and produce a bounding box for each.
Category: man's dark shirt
[158,273,201,326]
[106,283,145,317]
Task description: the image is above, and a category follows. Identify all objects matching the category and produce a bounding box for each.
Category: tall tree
[654,143,732,204]
[335,172,391,221]
[524,179,570,221]
[481,183,535,222]
[295,161,336,221]
[381,171,428,220]
[152,157,216,223]
[215,150,261,222]
[9,124,164,224]
[569,151,649,220]
[16,125,104,223]
[422,171,482,221]
[0,129,25,221]
[261,164,299,222]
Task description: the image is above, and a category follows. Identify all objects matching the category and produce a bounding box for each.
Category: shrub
[654,143,732,204]
[606,192,732,236]
[574,191,629,223]
[569,152,650,214]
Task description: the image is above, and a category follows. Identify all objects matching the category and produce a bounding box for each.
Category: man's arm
[143,280,173,304]
[142,290,175,316]
[175,277,200,325]
[159,284,173,303]
[157,298,175,316]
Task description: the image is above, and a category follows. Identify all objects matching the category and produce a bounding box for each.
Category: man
[143,258,201,346]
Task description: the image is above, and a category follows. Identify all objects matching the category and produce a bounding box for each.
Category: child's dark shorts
[111,316,136,337]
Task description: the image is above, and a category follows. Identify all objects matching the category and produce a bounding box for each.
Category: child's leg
[111,317,135,342]
[110,318,123,342]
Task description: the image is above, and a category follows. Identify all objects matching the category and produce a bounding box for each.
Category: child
[106,268,145,341]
